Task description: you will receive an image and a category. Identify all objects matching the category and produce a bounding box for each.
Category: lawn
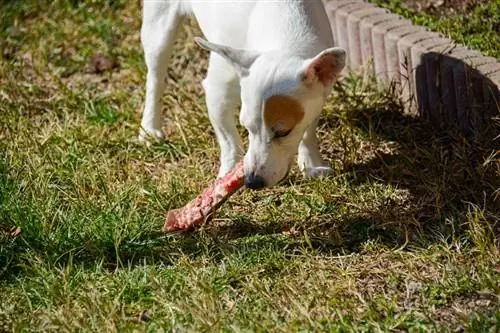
[369,0,500,58]
[1,1,498,331]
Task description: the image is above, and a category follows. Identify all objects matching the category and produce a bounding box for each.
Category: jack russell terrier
[139,0,346,189]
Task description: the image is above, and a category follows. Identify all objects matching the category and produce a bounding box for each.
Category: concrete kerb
[323,0,500,132]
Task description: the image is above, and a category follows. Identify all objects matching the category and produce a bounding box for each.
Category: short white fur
[140,0,346,187]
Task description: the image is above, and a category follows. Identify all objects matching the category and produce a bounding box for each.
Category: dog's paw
[138,128,164,144]
[304,166,333,179]
[217,164,234,179]
[217,157,241,179]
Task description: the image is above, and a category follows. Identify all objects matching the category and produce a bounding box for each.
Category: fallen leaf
[87,52,118,74]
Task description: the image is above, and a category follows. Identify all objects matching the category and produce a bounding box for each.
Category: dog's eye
[274,128,292,138]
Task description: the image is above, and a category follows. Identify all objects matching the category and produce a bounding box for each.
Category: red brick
[446,47,482,61]
[482,76,500,125]
[451,59,470,131]
[345,6,388,71]
[477,62,500,76]
[463,56,498,70]
[346,7,390,72]
[431,56,457,125]
[396,31,436,73]
[396,31,436,115]
[334,2,369,65]
[324,1,362,46]
[359,13,401,75]
[371,18,412,82]
[322,0,500,131]
[445,47,484,129]
[323,0,363,12]
[486,71,500,91]
[412,37,453,123]
[479,65,500,126]
[348,5,388,20]
[384,25,426,83]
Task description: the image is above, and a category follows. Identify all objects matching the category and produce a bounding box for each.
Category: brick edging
[323,0,499,133]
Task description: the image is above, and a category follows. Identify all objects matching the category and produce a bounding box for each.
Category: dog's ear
[194,37,259,76]
[301,47,346,87]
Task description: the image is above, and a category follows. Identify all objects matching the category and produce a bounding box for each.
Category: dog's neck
[246,1,334,59]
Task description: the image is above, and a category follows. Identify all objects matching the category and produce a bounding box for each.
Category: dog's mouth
[277,167,291,185]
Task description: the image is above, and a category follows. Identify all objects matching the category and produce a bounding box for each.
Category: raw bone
[163,161,244,232]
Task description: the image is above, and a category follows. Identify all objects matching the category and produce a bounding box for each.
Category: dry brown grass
[0,1,498,331]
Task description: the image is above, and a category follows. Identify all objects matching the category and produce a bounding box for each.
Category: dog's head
[195,37,346,189]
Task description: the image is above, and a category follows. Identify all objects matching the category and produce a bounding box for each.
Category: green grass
[370,0,500,59]
[1,1,499,331]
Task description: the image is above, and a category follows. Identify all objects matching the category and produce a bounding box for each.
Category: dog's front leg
[298,117,332,178]
[203,54,244,178]
[139,3,183,142]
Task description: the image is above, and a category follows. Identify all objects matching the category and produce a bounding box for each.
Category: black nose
[244,172,266,190]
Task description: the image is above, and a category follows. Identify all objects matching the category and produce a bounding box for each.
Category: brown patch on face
[263,95,304,135]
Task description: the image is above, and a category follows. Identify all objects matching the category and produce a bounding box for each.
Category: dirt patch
[404,0,490,16]
[432,291,499,329]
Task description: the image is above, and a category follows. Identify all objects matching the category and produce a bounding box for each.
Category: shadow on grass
[344,105,498,237]
[2,53,499,282]
[2,96,498,281]
[201,81,499,253]
[102,98,498,266]
[338,50,500,247]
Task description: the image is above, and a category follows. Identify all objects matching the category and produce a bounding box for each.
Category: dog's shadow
[37,89,499,271]
[198,87,499,255]
[110,97,496,267]
[2,94,498,279]
[2,54,499,278]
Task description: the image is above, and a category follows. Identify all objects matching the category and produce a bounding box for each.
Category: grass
[370,0,500,59]
[0,0,499,331]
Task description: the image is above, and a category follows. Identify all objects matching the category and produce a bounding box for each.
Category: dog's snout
[244,172,266,190]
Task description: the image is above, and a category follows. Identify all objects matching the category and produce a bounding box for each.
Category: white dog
[140,0,346,189]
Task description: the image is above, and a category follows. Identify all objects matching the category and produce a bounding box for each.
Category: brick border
[324,0,499,133]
